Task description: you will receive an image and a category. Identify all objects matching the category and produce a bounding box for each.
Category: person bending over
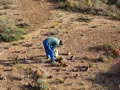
[43,37,63,63]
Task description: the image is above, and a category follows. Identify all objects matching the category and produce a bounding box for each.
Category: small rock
[72,68,79,72]
[23,43,33,47]
[70,55,75,60]
[13,51,20,53]
[32,37,39,39]
[48,75,53,79]
[65,72,70,75]
[61,62,68,67]
[79,66,89,71]
[74,74,79,78]
[4,47,9,49]
[0,75,7,80]
[24,83,33,88]
[30,56,37,60]
[63,76,68,79]
[7,87,11,90]
[23,56,28,60]
[55,57,68,67]
[21,50,27,53]
[56,57,64,62]
[113,50,120,56]
[67,51,71,55]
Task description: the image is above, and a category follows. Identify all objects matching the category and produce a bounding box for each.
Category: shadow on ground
[47,0,65,3]
[94,60,120,90]
[0,55,46,66]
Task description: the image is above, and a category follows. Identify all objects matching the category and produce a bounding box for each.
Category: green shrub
[58,78,65,83]
[0,27,26,42]
[78,0,94,10]
[67,1,75,10]
[89,75,96,81]
[0,17,27,42]
[58,0,120,19]
[116,13,120,18]
[36,79,48,90]
[98,56,109,62]
[102,44,116,51]
[59,0,96,11]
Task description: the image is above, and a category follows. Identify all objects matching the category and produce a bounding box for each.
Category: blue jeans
[43,39,55,62]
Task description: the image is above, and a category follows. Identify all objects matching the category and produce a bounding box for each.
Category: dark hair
[59,40,63,45]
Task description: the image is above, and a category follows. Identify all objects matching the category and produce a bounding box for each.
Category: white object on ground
[54,49,58,58]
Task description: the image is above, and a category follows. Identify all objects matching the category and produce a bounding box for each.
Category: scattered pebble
[79,66,89,71]
[0,75,7,80]
[47,75,53,79]
[67,51,71,55]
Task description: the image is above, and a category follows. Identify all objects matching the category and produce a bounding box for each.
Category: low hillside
[56,0,120,19]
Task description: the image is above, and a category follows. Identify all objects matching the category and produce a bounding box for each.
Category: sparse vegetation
[0,27,26,42]
[88,63,93,68]
[95,44,116,52]
[58,0,120,19]
[36,79,48,90]
[89,75,96,81]
[76,16,92,23]
[12,55,19,64]
[57,78,65,83]
[0,0,14,5]
[98,56,109,62]
[0,18,27,42]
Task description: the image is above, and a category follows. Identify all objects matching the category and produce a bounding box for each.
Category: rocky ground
[0,0,120,90]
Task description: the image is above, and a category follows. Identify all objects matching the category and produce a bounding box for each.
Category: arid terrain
[0,0,120,90]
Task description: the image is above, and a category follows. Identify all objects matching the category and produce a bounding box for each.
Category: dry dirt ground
[0,0,120,90]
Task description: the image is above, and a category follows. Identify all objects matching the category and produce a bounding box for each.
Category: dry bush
[36,79,48,90]
[59,0,98,11]
[58,0,120,19]
[0,0,16,5]
[0,17,26,42]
